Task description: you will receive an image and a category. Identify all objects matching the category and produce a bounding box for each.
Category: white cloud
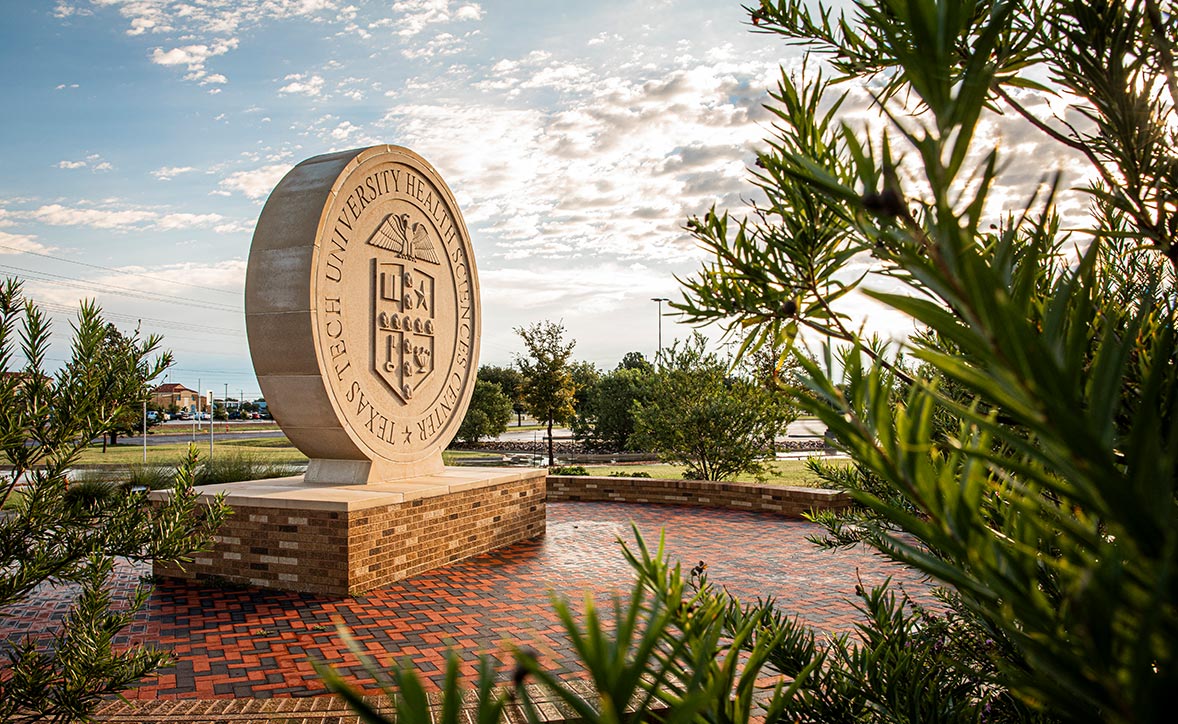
[217,165,289,199]
[330,121,360,140]
[23,202,237,233]
[476,261,687,367]
[155,212,227,230]
[278,73,325,96]
[56,155,114,172]
[587,32,620,47]
[391,0,484,37]
[153,165,195,181]
[453,4,482,22]
[31,204,157,229]
[134,258,248,292]
[52,2,91,19]
[150,40,236,69]
[213,220,255,234]
[149,38,239,84]
[481,264,664,314]
[401,31,469,60]
[81,0,368,88]
[0,230,54,255]
[66,0,486,90]
[54,82,80,90]
[377,55,776,265]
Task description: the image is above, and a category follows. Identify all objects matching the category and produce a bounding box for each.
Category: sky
[0,0,1091,402]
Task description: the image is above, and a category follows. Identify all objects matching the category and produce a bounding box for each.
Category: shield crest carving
[370,211,439,403]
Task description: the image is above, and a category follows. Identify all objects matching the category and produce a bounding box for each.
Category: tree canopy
[571,364,654,452]
[632,333,790,481]
[456,379,513,444]
[514,321,577,466]
[477,364,525,424]
[0,279,230,721]
[671,0,1177,719]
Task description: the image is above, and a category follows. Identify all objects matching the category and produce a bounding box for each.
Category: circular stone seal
[245,146,480,483]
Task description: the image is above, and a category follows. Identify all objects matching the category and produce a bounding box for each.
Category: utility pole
[194,377,200,442]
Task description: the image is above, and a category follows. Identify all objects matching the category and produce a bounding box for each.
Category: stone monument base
[152,467,546,596]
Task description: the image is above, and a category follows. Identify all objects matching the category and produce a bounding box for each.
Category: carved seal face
[246,146,480,480]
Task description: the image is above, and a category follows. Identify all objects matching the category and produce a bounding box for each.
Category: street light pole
[651,297,669,366]
[207,390,214,460]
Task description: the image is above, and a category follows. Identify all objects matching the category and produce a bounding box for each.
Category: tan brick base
[154,467,546,596]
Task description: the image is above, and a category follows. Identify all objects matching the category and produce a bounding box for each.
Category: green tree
[571,365,654,451]
[90,323,162,449]
[0,279,231,722]
[568,360,601,416]
[514,321,577,466]
[456,380,513,444]
[669,0,1177,719]
[478,364,526,425]
[631,333,789,481]
[617,350,654,373]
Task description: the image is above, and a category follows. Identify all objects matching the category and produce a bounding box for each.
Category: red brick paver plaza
[1,501,932,702]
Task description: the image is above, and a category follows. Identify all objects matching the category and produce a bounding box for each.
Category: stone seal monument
[154,146,546,596]
[247,145,478,483]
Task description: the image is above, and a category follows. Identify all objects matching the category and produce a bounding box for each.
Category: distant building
[151,383,202,412]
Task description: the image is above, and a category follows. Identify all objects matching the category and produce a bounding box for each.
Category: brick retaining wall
[546,475,850,518]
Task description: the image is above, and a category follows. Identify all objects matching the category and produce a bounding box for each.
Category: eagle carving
[366,213,441,264]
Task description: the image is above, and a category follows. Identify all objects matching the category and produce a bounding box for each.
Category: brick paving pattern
[2,501,932,708]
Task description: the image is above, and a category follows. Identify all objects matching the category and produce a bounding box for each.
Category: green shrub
[127,463,178,490]
[549,465,588,476]
[62,479,120,510]
[196,452,296,485]
[608,470,651,478]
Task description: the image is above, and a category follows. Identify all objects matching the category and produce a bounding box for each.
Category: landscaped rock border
[546,475,851,518]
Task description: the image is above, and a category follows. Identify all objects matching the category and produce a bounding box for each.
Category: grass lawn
[582,458,849,487]
[68,436,844,489]
[74,438,501,468]
[77,437,307,466]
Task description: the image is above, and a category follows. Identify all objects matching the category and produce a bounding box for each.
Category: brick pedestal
[153,467,546,596]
